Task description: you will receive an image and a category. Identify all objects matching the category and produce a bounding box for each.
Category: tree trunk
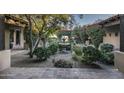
[42,38,46,48]
[25,15,33,58]
[29,17,33,58]
[32,37,40,52]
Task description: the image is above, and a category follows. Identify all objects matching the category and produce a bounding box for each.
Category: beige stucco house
[101,15,124,73]
[99,15,120,50]
[83,15,124,72]
[0,15,27,71]
[0,14,27,50]
[84,15,121,50]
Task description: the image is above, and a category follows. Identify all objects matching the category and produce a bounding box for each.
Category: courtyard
[0,50,124,79]
[1,14,124,79]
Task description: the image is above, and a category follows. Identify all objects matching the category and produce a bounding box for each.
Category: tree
[11,14,83,58]
[25,14,33,58]
[86,25,105,48]
[31,14,75,50]
[5,14,35,58]
[73,26,88,44]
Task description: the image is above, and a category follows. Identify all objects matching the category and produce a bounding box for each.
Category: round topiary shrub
[100,52,114,64]
[99,43,114,53]
[33,47,48,61]
[99,43,114,64]
[82,46,101,64]
[48,44,58,55]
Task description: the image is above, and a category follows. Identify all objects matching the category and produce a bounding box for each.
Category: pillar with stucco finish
[4,29,10,49]
[114,51,124,73]
[20,27,24,49]
[0,50,10,71]
[13,31,16,49]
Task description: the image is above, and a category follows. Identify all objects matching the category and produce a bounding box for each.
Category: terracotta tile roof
[98,14,120,25]
[4,15,28,27]
[4,14,28,24]
[83,15,120,28]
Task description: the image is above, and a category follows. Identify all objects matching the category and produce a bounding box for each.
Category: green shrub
[33,47,48,61]
[100,52,114,64]
[73,45,82,56]
[54,59,73,68]
[99,43,114,64]
[72,43,114,65]
[99,43,114,53]
[48,44,58,55]
[46,48,52,57]
[82,46,101,64]
[72,51,82,61]
[72,52,77,60]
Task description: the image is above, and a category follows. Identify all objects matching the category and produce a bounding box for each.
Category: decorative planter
[0,50,11,71]
[114,51,124,73]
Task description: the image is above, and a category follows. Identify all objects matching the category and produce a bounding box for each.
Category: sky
[74,14,114,26]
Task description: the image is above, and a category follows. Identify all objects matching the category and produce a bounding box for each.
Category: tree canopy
[23,14,77,57]
[86,25,105,48]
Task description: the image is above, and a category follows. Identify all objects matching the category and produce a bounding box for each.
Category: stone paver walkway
[11,50,28,56]
[0,67,124,79]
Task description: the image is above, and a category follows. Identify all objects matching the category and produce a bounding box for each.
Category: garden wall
[0,50,10,71]
[114,51,124,73]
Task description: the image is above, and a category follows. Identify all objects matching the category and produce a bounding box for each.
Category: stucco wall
[103,32,120,50]
[103,24,120,50]
[0,50,10,71]
[5,29,10,49]
[114,51,124,73]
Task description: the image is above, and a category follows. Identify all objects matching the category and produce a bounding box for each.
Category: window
[115,32,118,36]
[16,30,20,45]
[10,30,14,42]
[10,30,14,49]
[109,33,111,37]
